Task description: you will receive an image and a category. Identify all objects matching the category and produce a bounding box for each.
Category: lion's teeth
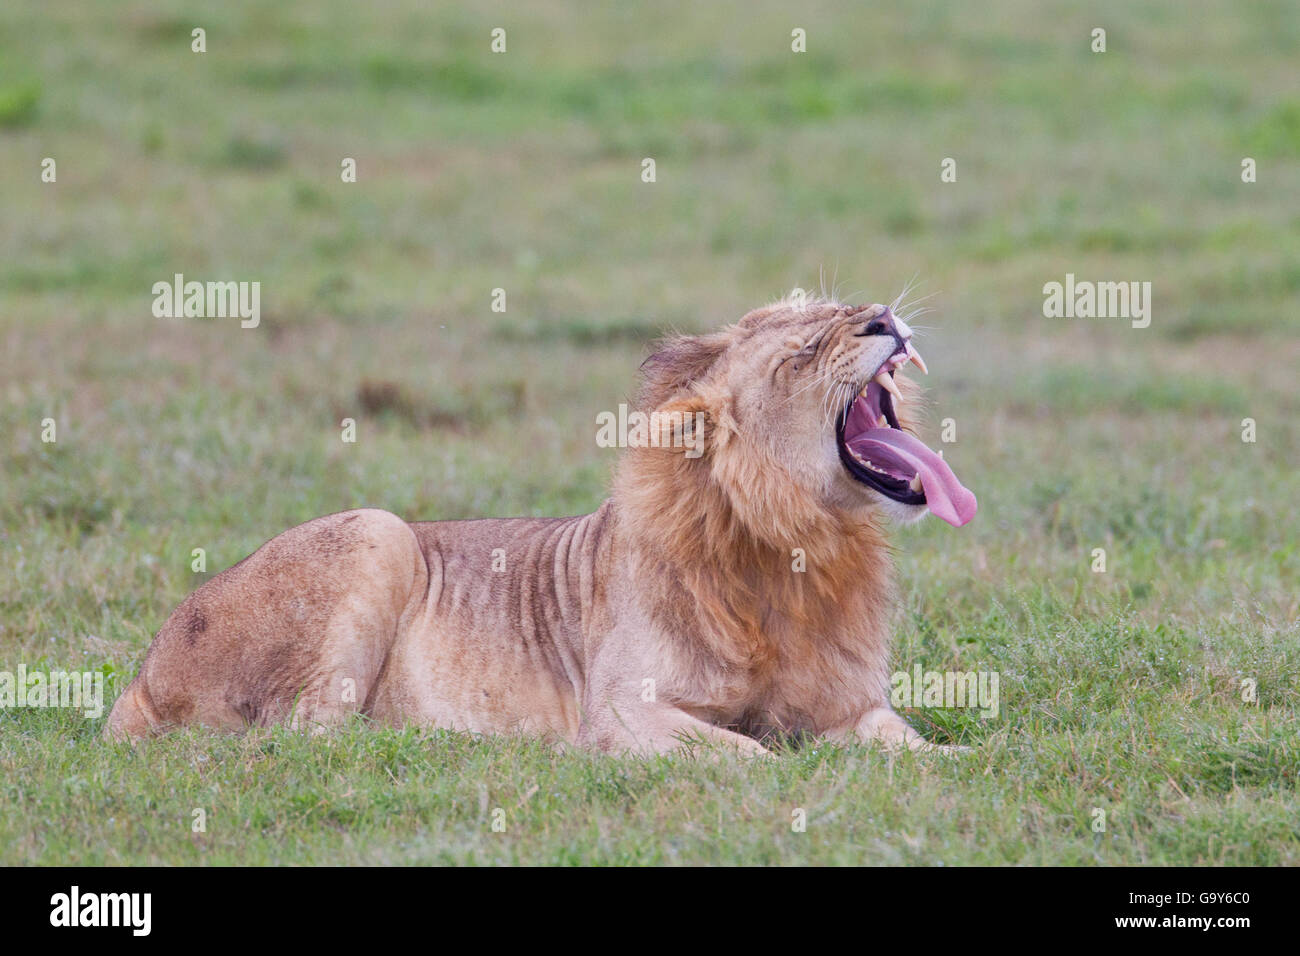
[875,371,902,400]
[906,342,929,375]
[877,414,888,427]
[909,475,923,492]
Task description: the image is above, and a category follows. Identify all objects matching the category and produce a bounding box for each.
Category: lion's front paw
[842,706,970,754]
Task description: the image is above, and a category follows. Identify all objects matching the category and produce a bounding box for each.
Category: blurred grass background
[0,0,1296,864]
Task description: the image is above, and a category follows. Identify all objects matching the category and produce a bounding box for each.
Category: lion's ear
[651,384,731,458]
[639,330,734,408]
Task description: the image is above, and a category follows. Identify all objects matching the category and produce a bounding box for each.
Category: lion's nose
[856,306,910,342]
[853,306,927,373]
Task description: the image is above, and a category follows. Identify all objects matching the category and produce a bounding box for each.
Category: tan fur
[106,299,943,754]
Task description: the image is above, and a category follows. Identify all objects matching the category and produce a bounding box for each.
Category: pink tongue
[847,428,978,527]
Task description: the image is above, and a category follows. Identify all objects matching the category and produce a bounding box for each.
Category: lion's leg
[827,706,966,754]
[105,509,427,739]
[578,699,769,757]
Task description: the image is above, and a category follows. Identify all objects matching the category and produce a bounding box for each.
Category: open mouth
[835,346,978,527]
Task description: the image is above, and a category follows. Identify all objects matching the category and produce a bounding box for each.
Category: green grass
[1,0,1297,865]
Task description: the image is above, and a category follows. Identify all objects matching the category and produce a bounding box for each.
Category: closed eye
[774,340,818,376]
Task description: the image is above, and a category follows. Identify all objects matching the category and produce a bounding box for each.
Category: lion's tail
[103,675,159,741]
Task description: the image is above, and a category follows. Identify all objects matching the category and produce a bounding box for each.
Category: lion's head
[622,297,976,550]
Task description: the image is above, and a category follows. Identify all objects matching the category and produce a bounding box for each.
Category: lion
[105,298,976,755]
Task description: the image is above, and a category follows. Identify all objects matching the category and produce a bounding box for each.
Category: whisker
[820,380,839,432]
[832,381,854,430]
[895,293,938,319]
[891,272,921,312]
[784,365,837,405]
[896,307,937,325]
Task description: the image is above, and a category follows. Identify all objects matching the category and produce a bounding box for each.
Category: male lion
[106,298,976,755]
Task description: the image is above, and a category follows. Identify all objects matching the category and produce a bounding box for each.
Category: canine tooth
[909,475,923,492]
[906,342,929,375]
[875,370,902,400]
[877,414,888,427]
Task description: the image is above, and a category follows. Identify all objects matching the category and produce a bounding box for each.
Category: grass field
[1,0,1297,865]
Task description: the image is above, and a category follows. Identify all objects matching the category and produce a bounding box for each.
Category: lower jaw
[835,406,926,507]
[847,467,926,506]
